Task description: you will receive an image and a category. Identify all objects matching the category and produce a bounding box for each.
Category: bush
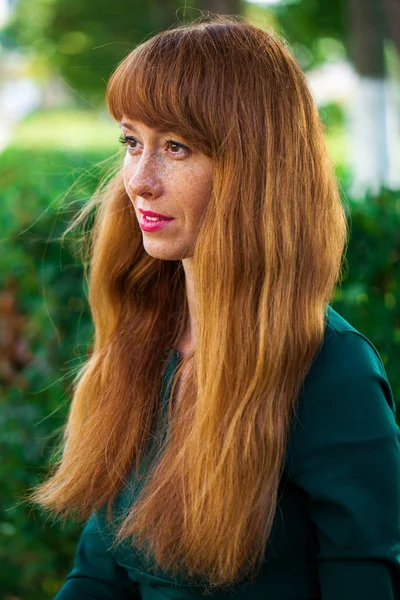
[0,146,110,599]
[333,188,400,406]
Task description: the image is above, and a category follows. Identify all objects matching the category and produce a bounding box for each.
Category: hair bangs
[106,31,217,156]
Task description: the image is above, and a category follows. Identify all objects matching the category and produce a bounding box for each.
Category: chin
[142,244,186,262]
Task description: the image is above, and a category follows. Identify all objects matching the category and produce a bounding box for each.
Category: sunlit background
[0,1,399,598]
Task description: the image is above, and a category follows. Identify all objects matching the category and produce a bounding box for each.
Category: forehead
[120,118,171,135]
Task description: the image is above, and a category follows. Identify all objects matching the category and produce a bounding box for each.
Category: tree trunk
[384,0,400,55]
[346,0,399,196]
[348,0,386,77]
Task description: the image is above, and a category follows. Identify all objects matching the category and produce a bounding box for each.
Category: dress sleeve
[287,330,400,600]
[54,512,140,600]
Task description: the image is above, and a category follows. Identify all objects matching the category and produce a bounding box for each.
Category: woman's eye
[119,134,138,150]
[165,139,189,155]
[118,134,189,156]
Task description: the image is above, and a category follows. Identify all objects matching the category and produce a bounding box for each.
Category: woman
[29,14,400,600]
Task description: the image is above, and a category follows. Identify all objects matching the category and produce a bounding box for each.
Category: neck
[182,258,197,342]
[180,257,198,348]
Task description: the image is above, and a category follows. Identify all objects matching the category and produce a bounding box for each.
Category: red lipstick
[139,209,174,219]
[138,209,175,233]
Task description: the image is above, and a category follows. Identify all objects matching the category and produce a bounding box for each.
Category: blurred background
[0,0,399,598]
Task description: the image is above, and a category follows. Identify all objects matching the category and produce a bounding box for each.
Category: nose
[126,154,163,199]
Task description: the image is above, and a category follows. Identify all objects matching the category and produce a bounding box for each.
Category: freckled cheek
[122,166,132,194]
[181,175,212,219]
[187,192,211,225]
[197,178,213,211]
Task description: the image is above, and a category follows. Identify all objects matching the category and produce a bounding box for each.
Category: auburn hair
[29,13,349,593]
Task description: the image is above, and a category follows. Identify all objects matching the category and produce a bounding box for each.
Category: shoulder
[304,304,395,414]
[285,304,398,476]
[282,307,400,593]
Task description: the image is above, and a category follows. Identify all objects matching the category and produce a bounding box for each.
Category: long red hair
[29,14,348,592]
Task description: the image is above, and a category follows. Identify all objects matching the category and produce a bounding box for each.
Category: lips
[139,209,174,220]
[139,213,175,232]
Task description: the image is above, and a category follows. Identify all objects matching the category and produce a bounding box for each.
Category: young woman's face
[120,118,213,261]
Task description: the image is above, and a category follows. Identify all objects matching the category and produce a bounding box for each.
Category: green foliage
[2,0,190,105]
[0,145,113,599]
[0,117,399,597]
[270,0,348,69]
[333,188,400,406]
[318,102,350,190]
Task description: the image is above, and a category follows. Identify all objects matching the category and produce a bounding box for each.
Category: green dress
[54,305,400,599]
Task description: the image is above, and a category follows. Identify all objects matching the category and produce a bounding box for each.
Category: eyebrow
[120,121,171,134]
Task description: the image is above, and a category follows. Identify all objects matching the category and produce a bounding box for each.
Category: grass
[11,108,120,152]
